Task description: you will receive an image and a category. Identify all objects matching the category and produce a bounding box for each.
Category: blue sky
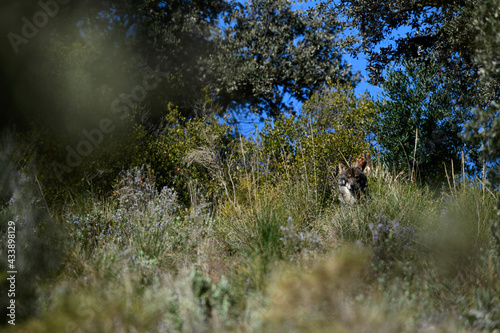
[347,54,383,97]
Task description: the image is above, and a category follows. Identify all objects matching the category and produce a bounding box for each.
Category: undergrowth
[3,161,499,332]
[1,105,499,332]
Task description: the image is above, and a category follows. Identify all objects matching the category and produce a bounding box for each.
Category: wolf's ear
[339,162,347,173]
[358,160,368,172]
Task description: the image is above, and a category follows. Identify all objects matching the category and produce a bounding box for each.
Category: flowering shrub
[68,165,182,259]
[368,212,415,269]
[68,210,110,253]
[113,165,157,211]
[280,216,322,258]
[112,166,179,233]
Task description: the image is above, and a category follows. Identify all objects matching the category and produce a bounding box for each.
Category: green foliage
[301,84,375,195]
[251,83,375,202]
[5,142,500,332]
[466,0,500,183]
[301,82,375,155]
[339,0,480,89]
[65,166,198,272]
[146,107,235,206]
[136,84,375,211]
[321,164,431,245]
[67,209,109,254]
[212,0,357,116]
[32,124,151,207]
[368,213,415,279]
[218,189,289,291]
[4,1,500,331]
[473,0,500,99]
[0,0,359,138]
[9,266,236,333]
[466,0,500,260]
[190,269,234,321]
[375,61,477,182]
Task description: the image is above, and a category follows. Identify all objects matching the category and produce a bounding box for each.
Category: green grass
[2,163,500,332]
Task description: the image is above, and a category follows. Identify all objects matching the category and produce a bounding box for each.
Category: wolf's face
[338,161,368,204]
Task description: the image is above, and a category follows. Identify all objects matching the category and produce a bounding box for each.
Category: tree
[48,0,358,121]
[338,0,500,181]
[338,0,480,90]
[0,0,361,200]
[1,0,357,131]
[466,0,500,184]
[0,0,231,132]
[207,0,358,118]
[375,61,478,182]
[80,0,358,119]
[62,0,232,120]
[465,0,500,261]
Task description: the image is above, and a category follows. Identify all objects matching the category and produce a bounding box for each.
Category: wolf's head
[338,160,368,204]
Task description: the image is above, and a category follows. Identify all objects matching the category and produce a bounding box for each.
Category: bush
[255,83,375,203]
[32,123,151,208]
[146,108,235,207]
[12,266,235,333]
[66,165,195,272]
[368,212,415,274]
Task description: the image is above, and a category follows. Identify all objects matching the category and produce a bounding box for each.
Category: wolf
[338,160,368,204]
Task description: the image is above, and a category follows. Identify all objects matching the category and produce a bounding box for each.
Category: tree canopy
[375,61,478,182]
[339,0,499,183]
[0,0,357,134]
[338,0,480,87]
[209,0,358,118]
[465,0,500,185]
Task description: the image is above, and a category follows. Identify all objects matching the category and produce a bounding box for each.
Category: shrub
[146,108,235,207]
[13,266,235,333]
[254,83,375,204]
[67,165,188,269]
[368,212,415,273]
[280,216,322,259]
[262,247,411,332]
[374,61,478,183]
[32,123,151,207]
